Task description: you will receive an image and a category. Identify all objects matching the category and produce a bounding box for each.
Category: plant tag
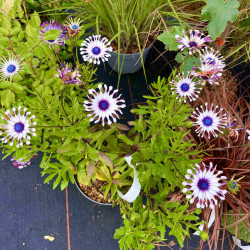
[232,236,250,250]
[193,208,215,236]
[117,155,141,203]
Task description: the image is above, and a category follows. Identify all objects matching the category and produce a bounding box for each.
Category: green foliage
[201,0,240,40]
[222,210,250,243]
[157,26,183,51]
[115,196,203,249]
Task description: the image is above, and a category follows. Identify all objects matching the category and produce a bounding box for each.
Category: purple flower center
[207,57,215,65]
[180,83,189,92]
[197,178,209,191]
[203,116,213,126]
[98,100,109,111]
[14,122,24,133]
[7,64,16,73]
[48,40,55,43]
[189,41,198,47]
[72,24,78,30]
[92,47,101,55]
[201,75,210,80]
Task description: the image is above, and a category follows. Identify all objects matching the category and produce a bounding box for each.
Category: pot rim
[74,175,114,206]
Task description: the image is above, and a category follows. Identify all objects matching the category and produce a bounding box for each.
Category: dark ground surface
[0,42,248,250]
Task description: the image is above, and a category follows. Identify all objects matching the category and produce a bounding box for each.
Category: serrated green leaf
[157,26,183,51]
[201,0,240,40]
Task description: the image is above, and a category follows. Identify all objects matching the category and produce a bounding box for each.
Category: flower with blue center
[11,154,37,169]
[175,29,212,55]
[65,17,82,31]
[171,72,202,103]
[80,35,113,64]
[192,61,223,85]
[200,47,225,70]
[192,103,227,139]
[84,84,126,126]
[182,162,227,209]
[55,63,84,86]
[0,107,36,147]
[0,54,23,81]
[40,20,68,46]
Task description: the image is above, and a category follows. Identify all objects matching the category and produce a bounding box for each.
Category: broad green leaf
[222,210,250,243]
[43,29,62,41]
[157,26,183,51]
[201,0,240,40]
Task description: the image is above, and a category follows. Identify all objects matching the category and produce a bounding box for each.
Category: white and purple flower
[0,54,23,81]
[80,35,112,64]
[65,17,82,31]
[40,20,68,46]
[11,154,37,169]
[84,84,126,126]
[55,63,84,86]
[192,103,227,139]
[171,72,202,102]
[175,29,212,55]
[200,47,225,70]
[0,107,37,147]
[182,162,227,209]
[192,61,223,85]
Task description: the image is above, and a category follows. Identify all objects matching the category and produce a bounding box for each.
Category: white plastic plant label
[117,155,141,203]
[193,208,215,236]
[232,236,250,250]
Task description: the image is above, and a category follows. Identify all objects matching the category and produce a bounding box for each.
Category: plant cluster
[0,0,249,250]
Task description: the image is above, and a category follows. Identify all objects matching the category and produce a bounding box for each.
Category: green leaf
[181,56,201,72]
[223,210,250,243]
[201,0,240,40]
[157,26,183,51]
[1,89,15,108]
[53,174,61,189]
[117,134,135,146]
[30,11,41,27]
[44,173,57,183]
[99,152,114,169]
[57,143,76,154]
[238,18,250,30]
[43,29,62,41]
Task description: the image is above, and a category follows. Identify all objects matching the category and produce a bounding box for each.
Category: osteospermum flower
[65,17,82,31]
[0,107,37,147]
[84,84,126,126]
[0,54,23,81]
[171,72,202,102]
[55,63,84,86]
[192,103,227,139]
[11,154,37,169]
[40,20,68,46]
[192,61,223,85]
[175,29,212,55]
[182,162,227,209]
[80,35,112,64]
[200,47,225,69]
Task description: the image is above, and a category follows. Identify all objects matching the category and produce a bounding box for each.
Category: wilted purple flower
[175,29,212,55]
[182,162,227,209]
[11,154,37,169]
[55,63,84,86]
[40,20,68,46]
